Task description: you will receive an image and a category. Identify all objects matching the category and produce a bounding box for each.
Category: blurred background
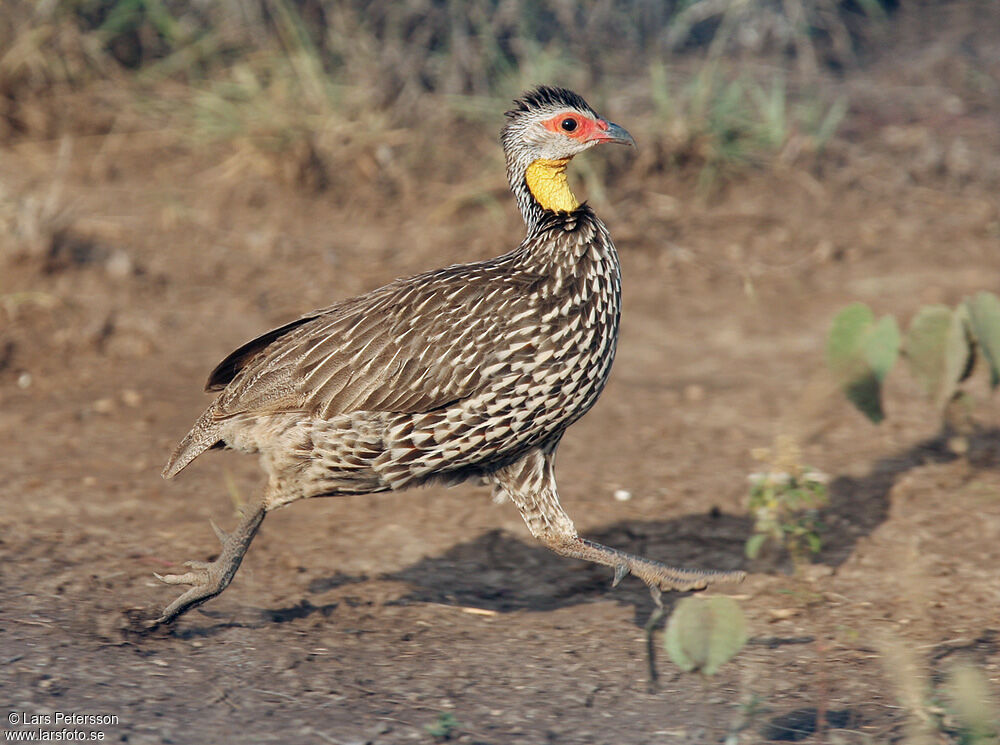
[2,0,970,205]
[2,2,1000,743]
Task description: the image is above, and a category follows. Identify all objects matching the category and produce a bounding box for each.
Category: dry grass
[2,0,888,93]
[0,0,874,200]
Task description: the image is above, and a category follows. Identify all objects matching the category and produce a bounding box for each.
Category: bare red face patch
[541,112,608,142]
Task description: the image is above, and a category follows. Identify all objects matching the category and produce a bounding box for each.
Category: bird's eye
[560,117,578,133]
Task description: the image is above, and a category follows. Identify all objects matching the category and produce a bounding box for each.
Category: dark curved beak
[595,121,636,147]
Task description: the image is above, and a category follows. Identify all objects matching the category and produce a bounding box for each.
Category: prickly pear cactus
[664,596,748,676]
[903,305,973,411]
[966,292,1000,388]
[826,302,900,423]
[826,292,1000,424]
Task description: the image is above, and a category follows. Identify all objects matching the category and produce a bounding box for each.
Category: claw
[154,503,265,624]
[209,519,228,544]
[153,571,196,586]
[612,563,629,587]
[153,560,211,586]
[153,562,225,624]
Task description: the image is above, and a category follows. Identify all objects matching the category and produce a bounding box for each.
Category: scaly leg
[545,535,745,592]
[492,448,745,596]
[154,503,266,624]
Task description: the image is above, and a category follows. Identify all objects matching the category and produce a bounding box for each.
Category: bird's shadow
[360,428,1000,625]
[383,516,747,626]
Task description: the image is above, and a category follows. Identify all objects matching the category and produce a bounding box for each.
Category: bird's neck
[509,156,580,232]
[524,158,579,212]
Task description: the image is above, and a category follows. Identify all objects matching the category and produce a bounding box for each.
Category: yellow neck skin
[524,157,579,212]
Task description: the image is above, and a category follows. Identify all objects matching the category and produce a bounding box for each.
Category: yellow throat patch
[524,157,579,212]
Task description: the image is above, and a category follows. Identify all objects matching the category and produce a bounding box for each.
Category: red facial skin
[541,112,611,143]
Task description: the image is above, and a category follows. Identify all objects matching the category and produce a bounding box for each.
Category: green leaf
[664,596,748,676]
[826,304,900,423]
[864,315,901,382]
[826,302,874,373]
[904,306,972,409]
[745,533,768,560]
[966,291,1000,388]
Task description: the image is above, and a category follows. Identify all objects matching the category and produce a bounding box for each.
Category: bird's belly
[375,336,615,473]
[375,292,620,473]
[233,303,618,503]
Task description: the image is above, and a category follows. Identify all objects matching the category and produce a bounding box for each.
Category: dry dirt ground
[3,23,1000,745]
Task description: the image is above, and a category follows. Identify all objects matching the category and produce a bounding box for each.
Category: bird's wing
[210,260,538,420]
[205,314,320,392]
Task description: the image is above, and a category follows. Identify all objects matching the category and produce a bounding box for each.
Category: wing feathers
[209,263,520,421]
[205,314,319,392]
[202,214,601,423]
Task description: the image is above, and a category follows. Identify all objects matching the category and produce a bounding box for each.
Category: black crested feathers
[505,85,596,119]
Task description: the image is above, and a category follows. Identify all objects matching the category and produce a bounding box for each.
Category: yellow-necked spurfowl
[156,86,744,624]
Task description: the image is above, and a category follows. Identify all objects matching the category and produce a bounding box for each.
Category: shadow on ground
[383,512,749,625]
[820,427,1000,566]
[363,429,1000,626]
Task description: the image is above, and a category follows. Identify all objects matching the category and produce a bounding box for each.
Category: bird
[155,85,744,625]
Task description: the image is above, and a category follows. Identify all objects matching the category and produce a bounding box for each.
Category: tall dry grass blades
[642,62,847,190]
[2,0,889,104]
[0,1,861,197]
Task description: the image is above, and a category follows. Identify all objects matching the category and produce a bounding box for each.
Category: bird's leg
[493,449,745,598]
[644,586,666,688]
[548,536,746,592]
[153,502,266,624]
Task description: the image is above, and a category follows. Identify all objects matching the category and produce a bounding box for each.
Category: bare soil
[3,14,1000,745]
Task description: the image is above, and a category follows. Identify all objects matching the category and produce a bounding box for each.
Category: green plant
[745,435,829,566]
[664,595,748,676]
[946,663,1000,745]
[880,633,1000,745]
[825,302,900,423]
[647,63,847,189]
[826,292,1000,424]
[425,712,460,741]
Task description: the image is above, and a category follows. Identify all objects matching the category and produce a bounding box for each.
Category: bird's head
[501,86,635,224]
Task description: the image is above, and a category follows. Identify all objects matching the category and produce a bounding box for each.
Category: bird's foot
[555,538,744,689]
[152,505,266,626]
[153,557,235,625]
[575,538,746,594]
[611,552,746,594]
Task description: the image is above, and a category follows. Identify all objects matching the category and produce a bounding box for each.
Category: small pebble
[17,372,32,389]
[105,250,134,279]
[613,489,632,502]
